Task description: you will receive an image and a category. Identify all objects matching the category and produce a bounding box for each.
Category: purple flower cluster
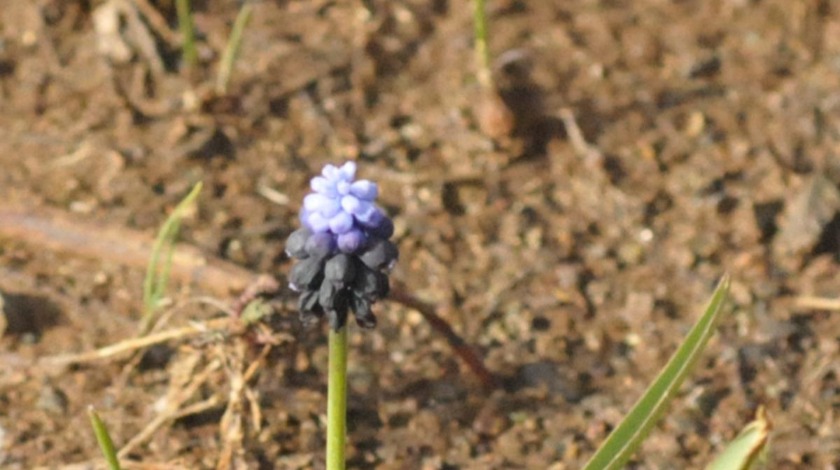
[300,162,393,253]
[286,162,398,330]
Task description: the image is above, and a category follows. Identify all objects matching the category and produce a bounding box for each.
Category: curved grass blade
[582,275,731,470]
[141,182,203,333]
[215,2,254,94]
[88,406,122,470]
[706,407,771,470]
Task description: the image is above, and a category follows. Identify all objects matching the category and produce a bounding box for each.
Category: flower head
[287,162,398,330]
[299,161,392,253]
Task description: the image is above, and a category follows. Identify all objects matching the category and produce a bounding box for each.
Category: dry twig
[118,353,222,458]
[793,296,840,311]
[39,317,233,367]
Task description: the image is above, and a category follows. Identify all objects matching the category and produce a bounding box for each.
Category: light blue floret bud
[299,161,390,254]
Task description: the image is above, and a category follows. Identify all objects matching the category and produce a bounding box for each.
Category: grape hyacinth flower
[286,161,398,331]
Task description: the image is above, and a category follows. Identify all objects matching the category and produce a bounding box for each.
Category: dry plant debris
[0,1,839,468]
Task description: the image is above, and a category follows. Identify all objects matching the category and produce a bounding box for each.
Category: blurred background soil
[0,0,839,468]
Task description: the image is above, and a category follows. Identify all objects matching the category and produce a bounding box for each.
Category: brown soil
[1,1,839,469]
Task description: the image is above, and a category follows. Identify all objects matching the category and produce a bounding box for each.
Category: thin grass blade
[141,182,203,333]
[88,406,122,470]
[706,407,771,470]
[215,2,254,94]
[176,0,198,69]
[582,275,731,470]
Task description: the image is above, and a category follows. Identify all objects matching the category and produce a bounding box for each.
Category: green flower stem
[327,326,348,470]
[473,0,492,89]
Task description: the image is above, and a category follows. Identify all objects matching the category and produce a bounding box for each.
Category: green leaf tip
[88,406,122,470]
[706,406,771,470]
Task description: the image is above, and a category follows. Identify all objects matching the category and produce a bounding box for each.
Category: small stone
[516,361,585,402]
[774,174,840,266]
[37,383,68,414]
[476,90,515,139]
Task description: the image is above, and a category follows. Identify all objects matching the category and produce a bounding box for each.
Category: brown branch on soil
[0,205,497,387]
[389,282,499,390]
[0,205,254,296]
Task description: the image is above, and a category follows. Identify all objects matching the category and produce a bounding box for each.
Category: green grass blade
[141,182,203,333]
[88,406,122,470]
[215,2,254,94]
[176,0,198,69]
[706,407,771,470]
[582,275,731,470]
[472,0,492,89]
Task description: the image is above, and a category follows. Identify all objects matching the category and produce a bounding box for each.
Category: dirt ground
[0,0,838,468]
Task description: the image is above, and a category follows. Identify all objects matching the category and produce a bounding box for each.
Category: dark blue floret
[286,161,398,330]
[304,232,336,258]
[285,227,311,259]
[359,240,399,271]
[288,257,325,292]
[325,254,357,284]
